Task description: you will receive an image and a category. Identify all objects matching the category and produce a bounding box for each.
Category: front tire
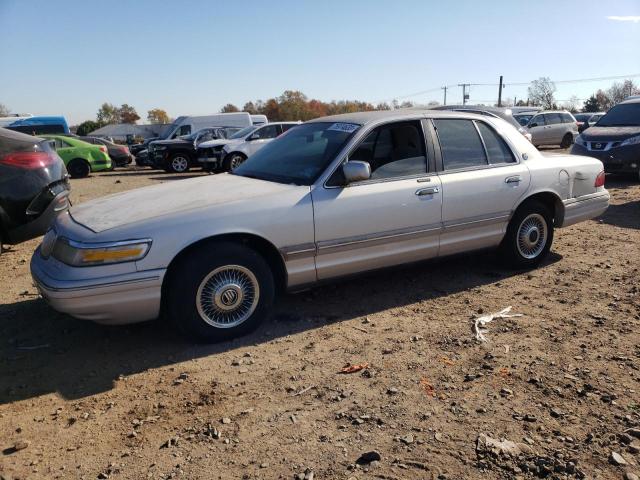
[67,159,91,178]
[500,200,554,268]
[166,242,275,342]
[223,153,247,172]
[560,133,573,149]
[166,154,191,173]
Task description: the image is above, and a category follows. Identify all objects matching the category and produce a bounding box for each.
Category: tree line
[526,77,639,112]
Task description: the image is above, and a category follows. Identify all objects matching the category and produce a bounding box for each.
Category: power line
[383,73,640,104]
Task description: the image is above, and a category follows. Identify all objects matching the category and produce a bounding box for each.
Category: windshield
[596,103,640,127]
[233,122,360,185]
[230,126,257,139]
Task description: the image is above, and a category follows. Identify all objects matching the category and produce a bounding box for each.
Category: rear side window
[476,122,515,164]
[561,113,574,123]
[544,113,562,125]
[433,119,487,170]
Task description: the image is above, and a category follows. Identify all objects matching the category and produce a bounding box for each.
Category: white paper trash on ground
[472,306,523,342]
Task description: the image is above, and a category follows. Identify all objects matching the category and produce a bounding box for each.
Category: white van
[164,112,266,139]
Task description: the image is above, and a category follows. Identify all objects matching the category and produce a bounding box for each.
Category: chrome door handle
[505,175,522,184]
[415,187,439,196]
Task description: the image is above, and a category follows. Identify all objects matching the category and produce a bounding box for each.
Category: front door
[528,113,548,145]
[246,124,280,156]
[431,118,531,256]
[312,120,442,280]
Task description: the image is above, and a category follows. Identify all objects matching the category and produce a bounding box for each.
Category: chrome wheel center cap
[214,284,244,311]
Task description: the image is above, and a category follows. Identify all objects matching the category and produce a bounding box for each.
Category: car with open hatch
[31,110,609,342]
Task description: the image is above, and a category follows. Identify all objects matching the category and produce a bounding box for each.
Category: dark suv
[571,98,640,178]
[148,127,241,173]
[0,128,70,250]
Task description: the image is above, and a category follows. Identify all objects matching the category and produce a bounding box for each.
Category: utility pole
[514,96,517,106]
[497,75,504,107]
[441,86,448,105]
[458,83,470,105]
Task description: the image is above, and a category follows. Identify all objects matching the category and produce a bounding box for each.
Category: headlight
[620,135,640,147]
[52,238,152,266]
[574,135,587,147]
[154,145,167,151]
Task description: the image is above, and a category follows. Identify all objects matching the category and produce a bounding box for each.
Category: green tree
[220,103,239,113]
[582,95,599,112]
[147,108,170,124]
[119,104,140,124]
[97,102,120,125]
[75,120,100,136]
[528,77,556,109]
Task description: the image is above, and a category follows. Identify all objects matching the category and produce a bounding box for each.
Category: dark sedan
[79,136,133,167]
[571,98,640,178]
[0,128,70,251]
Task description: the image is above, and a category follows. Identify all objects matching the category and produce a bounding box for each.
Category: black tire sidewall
[68,159,90,178]
[501,201,554,269]
[561,133,573,148]
[167,242,274,342]
[224,153,245,172]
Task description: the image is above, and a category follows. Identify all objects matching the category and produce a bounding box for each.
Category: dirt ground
[1,155,639,480]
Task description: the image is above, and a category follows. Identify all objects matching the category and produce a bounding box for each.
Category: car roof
[307,109,477,126]
[620,97,640,104]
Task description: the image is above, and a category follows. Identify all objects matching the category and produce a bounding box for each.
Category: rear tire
[166,154,191,173]
[167,242,275,343]
[560,133,573,149]
[67,159,91,178]
[223,153,247,172]
[500,200,554,269]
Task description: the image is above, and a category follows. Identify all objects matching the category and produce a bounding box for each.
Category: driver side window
[530,115,545,126]
[348,121,427,181]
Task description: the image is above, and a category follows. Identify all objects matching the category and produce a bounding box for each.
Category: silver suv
[524,111,578,148]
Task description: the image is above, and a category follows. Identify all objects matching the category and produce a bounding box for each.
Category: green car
[41,135,112,178]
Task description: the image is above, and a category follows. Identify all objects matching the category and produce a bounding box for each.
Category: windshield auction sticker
[327,123,360,133]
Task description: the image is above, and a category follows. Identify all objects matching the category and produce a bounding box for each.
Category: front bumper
[571,143,640,174]
[561,190,610,228]
[6,190,70,244]
[31,249,165,325]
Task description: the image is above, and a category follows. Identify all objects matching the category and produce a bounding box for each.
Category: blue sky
[1,0,639,124]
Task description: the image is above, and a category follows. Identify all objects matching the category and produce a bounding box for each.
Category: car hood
[150,138,191,147]
[580,126,640,141]
[197,138,238,149]
[70,174,305,233]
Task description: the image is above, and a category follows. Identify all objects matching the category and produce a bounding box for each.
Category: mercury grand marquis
[31,110,610,342]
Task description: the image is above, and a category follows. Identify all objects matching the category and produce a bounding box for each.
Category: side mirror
[529,122,538,128]
[343,161,371,184]
[248,133,260,141]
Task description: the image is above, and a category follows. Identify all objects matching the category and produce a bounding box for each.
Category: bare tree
[528,77,557,109]
[0,103,10,116]
[561,95,580,113]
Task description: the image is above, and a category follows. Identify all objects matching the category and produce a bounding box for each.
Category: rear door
[432,117,530,256]
[545,113,565,145]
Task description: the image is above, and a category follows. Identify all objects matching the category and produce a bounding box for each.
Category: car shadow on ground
[0,250,561,405]
[597,175,640,230]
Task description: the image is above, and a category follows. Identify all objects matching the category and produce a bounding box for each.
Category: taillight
[99,145,107,153]
[595,170,605,188]
[0,151,57,170]
[119,146,129,154]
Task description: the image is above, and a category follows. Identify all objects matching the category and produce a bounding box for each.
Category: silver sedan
[31,110,609,342]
